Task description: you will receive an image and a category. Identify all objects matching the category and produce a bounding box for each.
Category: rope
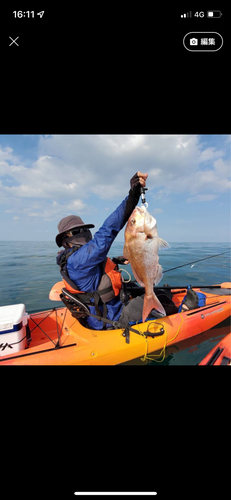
[120,268,132,283]
[141,313,184,363]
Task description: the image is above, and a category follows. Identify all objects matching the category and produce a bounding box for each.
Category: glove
[112,256,129,265]
[130,171,148,190]
[122,172,148,225]
[130,172,141,190]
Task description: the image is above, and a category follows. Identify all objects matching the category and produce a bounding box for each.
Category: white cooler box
[0,304,29,356]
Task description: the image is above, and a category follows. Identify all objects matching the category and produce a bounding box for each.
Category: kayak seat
[60,288,121,330]
[60,288,92,328]
[154,291,179,315]
[60,286,179,332]
[125,282,179,316]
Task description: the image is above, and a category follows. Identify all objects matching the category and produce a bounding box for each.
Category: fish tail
[142,292,166,322]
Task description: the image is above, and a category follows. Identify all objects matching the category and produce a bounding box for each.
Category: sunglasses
[66,228,90,237]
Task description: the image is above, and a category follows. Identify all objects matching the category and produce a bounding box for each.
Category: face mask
[62,228,92,248]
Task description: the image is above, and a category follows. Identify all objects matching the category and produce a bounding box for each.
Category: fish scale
[124,205,170,322]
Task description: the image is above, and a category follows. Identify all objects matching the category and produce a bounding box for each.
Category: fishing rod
[163,249,230,274]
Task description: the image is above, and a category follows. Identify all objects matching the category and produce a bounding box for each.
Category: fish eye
[131,218,136,225]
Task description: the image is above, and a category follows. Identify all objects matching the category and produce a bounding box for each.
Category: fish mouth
[136,206,146,214]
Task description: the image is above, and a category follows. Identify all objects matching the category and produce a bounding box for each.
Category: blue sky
[0,134,230,243]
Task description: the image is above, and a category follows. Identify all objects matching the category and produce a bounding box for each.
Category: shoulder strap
[59,253,119,328]
[59,246,80,270]
[60,270,80,292]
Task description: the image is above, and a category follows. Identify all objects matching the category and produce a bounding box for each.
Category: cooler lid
[0,304,26,332]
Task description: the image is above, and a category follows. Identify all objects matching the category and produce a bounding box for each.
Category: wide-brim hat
[56,215,95,247]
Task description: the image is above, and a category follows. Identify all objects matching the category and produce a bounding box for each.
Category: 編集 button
[183,32,223,51]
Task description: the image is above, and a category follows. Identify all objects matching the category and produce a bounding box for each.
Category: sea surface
[0,241,230,365]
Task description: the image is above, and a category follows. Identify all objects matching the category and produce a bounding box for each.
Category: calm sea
[0,241,230,365]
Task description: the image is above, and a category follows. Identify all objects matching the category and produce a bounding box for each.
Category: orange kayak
[0,282,230,365]
[199,332,231,365]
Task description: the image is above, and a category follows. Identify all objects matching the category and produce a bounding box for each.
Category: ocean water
[0,241,230,365]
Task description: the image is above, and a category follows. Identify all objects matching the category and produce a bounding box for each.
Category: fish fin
[158,238,170,249]
[155,264,163,286]
[132,266,145,287]
[123,245,129,260]
[142,292,166,322]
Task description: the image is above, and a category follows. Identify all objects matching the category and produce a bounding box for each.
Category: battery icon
[207,10,222,18]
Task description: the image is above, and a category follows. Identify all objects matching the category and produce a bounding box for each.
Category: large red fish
[124,205,169,322]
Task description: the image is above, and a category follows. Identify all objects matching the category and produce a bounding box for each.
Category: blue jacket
[66,196,131,329]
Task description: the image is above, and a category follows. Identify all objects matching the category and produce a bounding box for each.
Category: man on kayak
[55,172,148,330]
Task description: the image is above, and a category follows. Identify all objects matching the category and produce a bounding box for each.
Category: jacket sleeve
[68,187,140,274]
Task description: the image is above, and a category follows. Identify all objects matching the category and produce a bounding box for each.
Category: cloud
[198,147,224,162]
[0,135,230,221]
[1,154,88,201]
[66,199,86,211]
[0,146,18,164]
[39,134,229,200]
[20,199,87,221]
[153,208,163,213]
[213,158,230,176]
[186,194,218,203]
[96,134,146,154]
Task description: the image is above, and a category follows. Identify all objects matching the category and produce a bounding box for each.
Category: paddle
[49,281,63,301]
[154,283,231,290]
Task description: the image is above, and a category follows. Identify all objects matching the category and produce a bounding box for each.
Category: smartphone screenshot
[0,4,229,500]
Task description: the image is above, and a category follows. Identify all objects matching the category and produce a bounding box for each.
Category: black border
[1,3,230,499]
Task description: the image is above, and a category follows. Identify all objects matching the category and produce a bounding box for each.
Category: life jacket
[57,246,122,324]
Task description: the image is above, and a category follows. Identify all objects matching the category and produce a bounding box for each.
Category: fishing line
[163,250,230,274]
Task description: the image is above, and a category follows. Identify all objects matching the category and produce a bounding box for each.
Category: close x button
[183,32,223,51]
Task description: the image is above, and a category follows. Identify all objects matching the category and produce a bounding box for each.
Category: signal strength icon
[181,11,192,18]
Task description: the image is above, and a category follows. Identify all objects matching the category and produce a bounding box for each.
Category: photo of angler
[0,135,230,365]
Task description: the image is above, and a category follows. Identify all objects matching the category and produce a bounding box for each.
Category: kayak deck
[0,285,231,365]
[199,332,231,365]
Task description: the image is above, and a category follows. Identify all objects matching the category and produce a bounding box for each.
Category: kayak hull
[199,332,231,365]
[0,285,231,365]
